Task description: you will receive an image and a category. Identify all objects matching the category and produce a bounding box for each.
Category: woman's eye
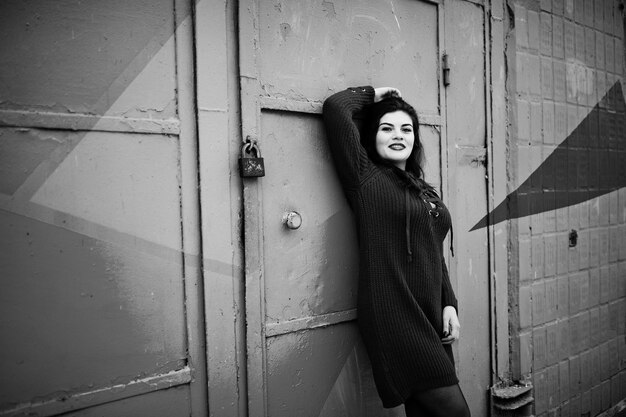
[402,128,413,133]
[381,127,392,132]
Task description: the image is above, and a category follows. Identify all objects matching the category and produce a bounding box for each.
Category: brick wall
[508,0,626,415]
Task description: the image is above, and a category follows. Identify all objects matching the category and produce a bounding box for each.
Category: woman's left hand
[373,87,401,102]
[441,306,460,345]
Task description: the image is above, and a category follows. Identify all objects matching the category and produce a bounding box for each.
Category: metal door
[239,0,491,415]
[0,1,206,415]
[444,1,492,415]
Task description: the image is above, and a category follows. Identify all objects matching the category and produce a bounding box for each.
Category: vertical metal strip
[439,0,457,302]
[439,0,449,202]
[238,0,268,416]
[487,0,511,383]
[482,0,498,390]
[173,0,209,415]
[193,0,248,415]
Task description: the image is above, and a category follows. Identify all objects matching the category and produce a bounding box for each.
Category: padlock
[239,139,265,178]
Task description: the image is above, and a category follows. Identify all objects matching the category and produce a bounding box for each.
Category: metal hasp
[442,53,450,87]
[491,384,534,416]
[470,153,487,168]
[239,136,266,177]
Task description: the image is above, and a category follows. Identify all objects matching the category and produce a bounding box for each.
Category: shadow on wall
[472,81,625,231]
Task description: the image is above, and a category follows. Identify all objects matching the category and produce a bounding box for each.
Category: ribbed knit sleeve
[322,86,375,190]
[441,258,458,311]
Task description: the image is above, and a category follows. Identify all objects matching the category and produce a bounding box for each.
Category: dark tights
[404,384,471,417]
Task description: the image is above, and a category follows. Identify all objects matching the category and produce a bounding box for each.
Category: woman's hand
[441,306,460,345]
[374,87,401,102]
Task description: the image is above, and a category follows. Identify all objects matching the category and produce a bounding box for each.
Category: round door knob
[282,211,302,230]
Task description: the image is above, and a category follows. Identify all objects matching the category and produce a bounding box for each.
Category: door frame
[176,0,210,414]
[236,0,511,414]
[193,0,249,416]
[236,1,457,416]
[443,0,510,400]
[484,0,510,387]
[238,0,268,414]
[447,0,510,392]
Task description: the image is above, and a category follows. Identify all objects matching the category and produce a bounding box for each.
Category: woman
[323,86,470,417]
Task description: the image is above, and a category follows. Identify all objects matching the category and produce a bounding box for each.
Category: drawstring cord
[449,225,455,257]
[405,187,413,263]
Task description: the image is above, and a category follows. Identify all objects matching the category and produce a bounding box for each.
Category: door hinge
[442,53,451,87]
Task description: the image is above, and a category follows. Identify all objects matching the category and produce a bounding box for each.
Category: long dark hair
[360,92,426,180]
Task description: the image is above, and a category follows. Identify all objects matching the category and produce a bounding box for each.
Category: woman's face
[375,111,415,170]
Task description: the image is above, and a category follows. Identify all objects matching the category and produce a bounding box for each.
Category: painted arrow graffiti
[472,80,625,231]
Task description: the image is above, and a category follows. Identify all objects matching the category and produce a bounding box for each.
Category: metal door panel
[266,323,400,417]
[0,132,186,404]
[0,0,206,414]
[444,1,491,415]
[444,3,486,148]
[266,323,359,417]
[0,0,176,119]
[29,131,182,249]
[454,147,491,414]
[261,111,358,323]
[0,209,186,407]
[258,0,441,113]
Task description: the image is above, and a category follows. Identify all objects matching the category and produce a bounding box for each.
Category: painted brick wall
[508,0,626,415]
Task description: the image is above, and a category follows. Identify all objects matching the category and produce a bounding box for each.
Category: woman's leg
[403,384,471,417]
[404,396,428,417]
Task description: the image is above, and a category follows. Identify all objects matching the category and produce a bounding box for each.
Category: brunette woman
[323,86,470,417]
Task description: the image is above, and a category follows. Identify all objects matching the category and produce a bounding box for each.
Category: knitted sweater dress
[323,86,459,408]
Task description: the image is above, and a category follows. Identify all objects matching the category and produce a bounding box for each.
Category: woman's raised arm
[322,86,375,190]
